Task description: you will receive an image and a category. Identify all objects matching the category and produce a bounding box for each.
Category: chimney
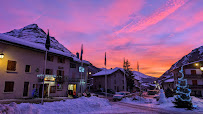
[76,52,79,59]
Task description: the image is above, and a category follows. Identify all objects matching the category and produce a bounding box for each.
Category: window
[192,80,198,85]
[114,80,116,84]
[123,86,124,90]
[47,54,54,62]
[58,57,65,63]
[46,69,53,75]
[7,60,16,71]
[70,63,76,68]
[191,70,196,75]
[57,70,64,76]
[57,83,63,90]
[122,80,124,84]
[114,86,116,90]
[25,65,31,72]
[4,81,14,92]
[50,86,56,93]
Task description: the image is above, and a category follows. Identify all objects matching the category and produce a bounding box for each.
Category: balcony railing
[68,78,81,82]
[55,76,64,83]
[189,85,203,89]
[184,74,203,78]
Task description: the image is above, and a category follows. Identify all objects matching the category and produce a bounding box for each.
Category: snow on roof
[0,34,89,65]
[92,67,124,76]
[164,78,174,83]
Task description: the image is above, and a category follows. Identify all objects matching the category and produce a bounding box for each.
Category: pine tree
[123,59,134,92]
[173,66,193,109]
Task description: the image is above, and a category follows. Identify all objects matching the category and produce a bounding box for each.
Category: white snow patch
[0,96,111,114]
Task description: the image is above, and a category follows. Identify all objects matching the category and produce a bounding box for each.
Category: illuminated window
[7,60,16,71]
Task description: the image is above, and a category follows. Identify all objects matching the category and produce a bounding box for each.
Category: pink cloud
[116,0,187,34]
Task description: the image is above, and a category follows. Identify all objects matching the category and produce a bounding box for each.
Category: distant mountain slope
[160,46,203,79]
[3,24,74,56]
[133,71,157,83]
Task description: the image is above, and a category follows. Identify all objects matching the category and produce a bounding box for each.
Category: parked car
[113,91,131,101]
[107,89,115,94]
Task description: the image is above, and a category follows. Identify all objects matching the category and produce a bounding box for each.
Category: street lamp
[0,53,4,59]
[200,66,203,71]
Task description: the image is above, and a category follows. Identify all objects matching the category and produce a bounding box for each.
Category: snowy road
[89,101,195,114]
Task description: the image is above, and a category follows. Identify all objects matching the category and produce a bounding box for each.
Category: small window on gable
[25,65,31,72]
[7,60,17,71]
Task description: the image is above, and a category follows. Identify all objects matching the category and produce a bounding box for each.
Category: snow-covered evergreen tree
[173,66,193,109]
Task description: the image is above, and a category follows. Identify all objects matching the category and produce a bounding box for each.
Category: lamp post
[0,53,4,59]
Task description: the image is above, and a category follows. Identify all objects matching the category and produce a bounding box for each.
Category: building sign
[79,66,84,72]
[37,74,56,82]
[37,74,56,78]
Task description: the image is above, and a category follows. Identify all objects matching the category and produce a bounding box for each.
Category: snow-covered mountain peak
[2,24,74,56]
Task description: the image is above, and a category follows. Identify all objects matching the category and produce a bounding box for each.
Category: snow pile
[121,96,203,113]
[0,96,111,114]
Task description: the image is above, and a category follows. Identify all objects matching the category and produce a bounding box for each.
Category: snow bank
[0,96,111,114]
[121,96,203,113]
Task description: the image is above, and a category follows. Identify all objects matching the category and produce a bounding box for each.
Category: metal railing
[184,74,203,78]
[188,85,203,89]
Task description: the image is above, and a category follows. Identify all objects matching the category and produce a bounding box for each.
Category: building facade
[0,34,89,99]
[172,61,203,97]
[92,68,126,92]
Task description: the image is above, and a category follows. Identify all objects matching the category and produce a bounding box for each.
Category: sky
[0,0,203,77]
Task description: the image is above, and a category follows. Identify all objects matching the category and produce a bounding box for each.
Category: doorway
[39,84,49,98]
[23,82,29,97]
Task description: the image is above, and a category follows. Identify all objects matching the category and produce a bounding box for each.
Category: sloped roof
[0,34,90,65]
[164,78,174,83]
[92,67,124,76]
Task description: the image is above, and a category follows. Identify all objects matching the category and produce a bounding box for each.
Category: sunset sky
[1,0,203,77]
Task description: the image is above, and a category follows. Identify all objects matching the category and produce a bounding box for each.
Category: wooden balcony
[189,85,203,89]
[55,76,64,83]
[184,74,203,78]
[68,78,81,82]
